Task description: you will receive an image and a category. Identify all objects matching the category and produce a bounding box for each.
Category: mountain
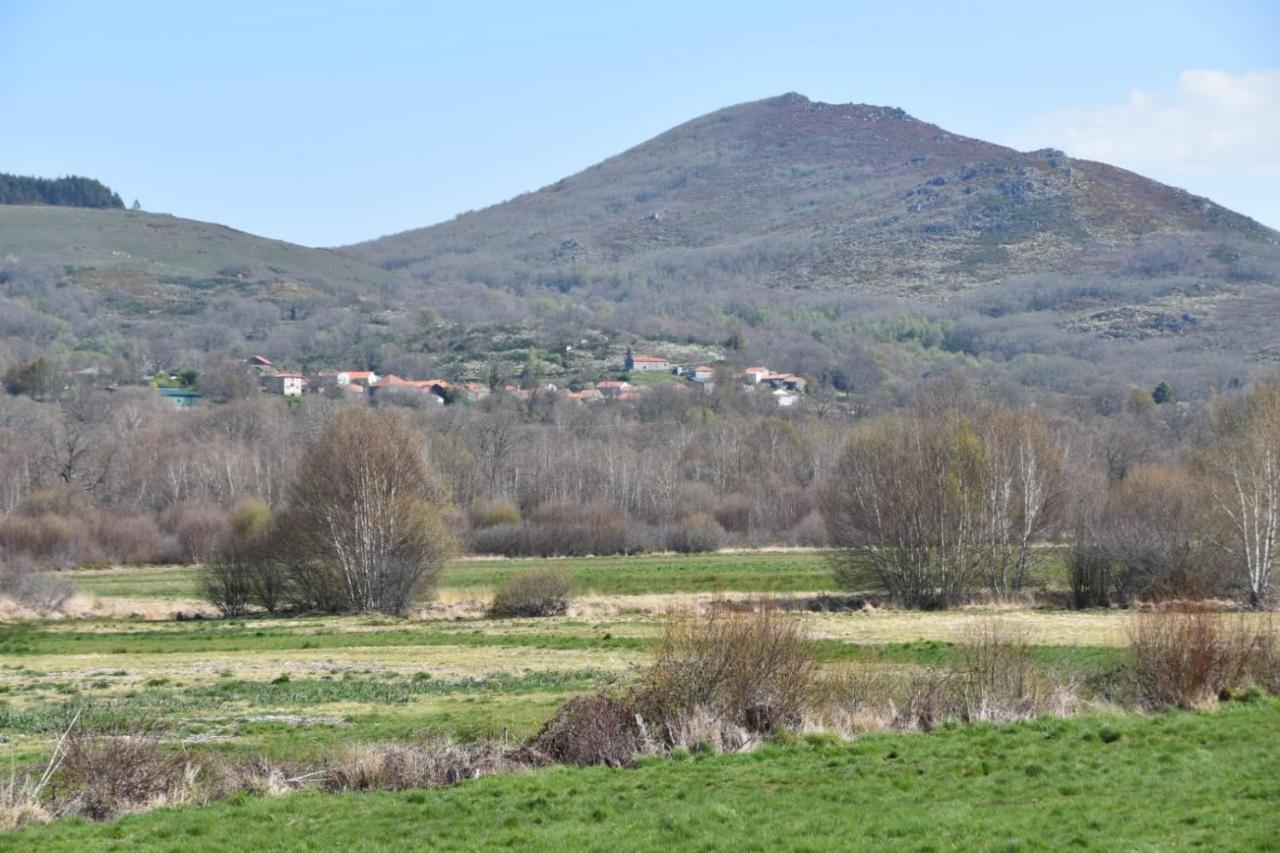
[345,93,1276,294]
[3,95,1278,398]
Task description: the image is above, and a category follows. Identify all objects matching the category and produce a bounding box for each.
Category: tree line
[0,173,124,209]
[0,372,1276,614]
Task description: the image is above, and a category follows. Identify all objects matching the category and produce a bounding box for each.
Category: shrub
[52,726,185,821]
[1129,610,1279,710]
[953,621,1063,721]
[92,513,165,565]
[0,550,76,612]
[164,502,229,564]
[487,568,574,618]
[640,605,816,735]
[321,742,514,792]
[471,500,521,529]
[523,695,645,767]
[663,513,724,554]
[712,494,753,534]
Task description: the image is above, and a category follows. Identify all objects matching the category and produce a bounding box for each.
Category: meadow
[1,551,1277,848]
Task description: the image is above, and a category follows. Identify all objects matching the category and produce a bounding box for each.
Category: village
[156,350,810,408]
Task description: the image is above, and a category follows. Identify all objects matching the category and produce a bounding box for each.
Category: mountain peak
[346,95,1277,296]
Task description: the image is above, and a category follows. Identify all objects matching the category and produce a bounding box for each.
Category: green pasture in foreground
[11,699,1279,851]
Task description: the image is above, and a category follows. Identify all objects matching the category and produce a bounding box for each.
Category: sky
[1,1,1277,246]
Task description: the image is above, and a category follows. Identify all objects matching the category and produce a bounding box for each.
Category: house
[261,372,305,397]
[319,370,380,387]
[567,388,603,402]
[596,380,632,398]
[763,372,807,393]
[247,355,274,369]
[773,390,799,407]
[463,382,491,402]
[743,367,771,385]
[691,365,715,383]
[625,348,670,372]
[157,387,201,409]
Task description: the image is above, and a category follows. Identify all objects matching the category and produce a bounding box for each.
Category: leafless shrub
[487,568,574,618]
[164,501,230,564]
[1129,610,1279,709]
[663,513,725,554]
[522,695,646,767]
[321,741,515,792]
[92,513,165,565]
[954,621,1069,721]
[640,604,816,735]
[52,726,189,821]
[0,549,75,611]
[813,621,1074,732]
[470,500,521,529]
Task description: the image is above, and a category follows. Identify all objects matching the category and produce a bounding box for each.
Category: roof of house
[694,365,713,372]
[744,366,770,374]
[274,372,303,379]
[248,355,273,366]
[597,380,631,389]
[630,355,669,363]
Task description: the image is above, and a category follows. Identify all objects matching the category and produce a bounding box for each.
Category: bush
[92,514,165,565]
[640,605,816,735]
[321,742,514,792]
[663,513,724,554]
[201,500,281,617]
[165,502,229,564]
[471,500,521,529]
[523,695,645,767]
[52,726,185,821]
[0,550,76,611]
[1129,610,1279,709]
[487,569,574,618]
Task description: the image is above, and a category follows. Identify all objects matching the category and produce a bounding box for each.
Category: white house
[261,372,305,397]
[626,353,670,372]
[691,365,715,383]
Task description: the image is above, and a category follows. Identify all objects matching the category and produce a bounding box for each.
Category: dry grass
[1129,610,1278,710]
[812,620,1077,733]
[641,604,817,736]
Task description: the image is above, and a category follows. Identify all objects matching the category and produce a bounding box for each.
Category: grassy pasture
[1,550,1272,848]
[68,551,845,601]
[10,699,1279,851]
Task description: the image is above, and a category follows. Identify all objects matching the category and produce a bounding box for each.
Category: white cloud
[1013,70,1280,227]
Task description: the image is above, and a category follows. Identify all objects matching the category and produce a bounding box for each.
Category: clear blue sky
[2,1,1277,246]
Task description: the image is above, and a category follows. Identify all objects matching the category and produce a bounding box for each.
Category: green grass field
[68,552,842,600]
[10,699,1279,850]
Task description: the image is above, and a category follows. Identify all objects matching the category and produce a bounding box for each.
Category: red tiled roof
[631,355,668,363]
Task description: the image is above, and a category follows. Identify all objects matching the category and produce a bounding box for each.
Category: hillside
[0,206,417,370]
[340,93,1280,395]
[347,93,1276,293]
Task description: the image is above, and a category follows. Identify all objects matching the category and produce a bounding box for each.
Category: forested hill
[0,173,124,209]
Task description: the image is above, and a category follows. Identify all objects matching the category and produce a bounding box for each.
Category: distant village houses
[624,348,669,372]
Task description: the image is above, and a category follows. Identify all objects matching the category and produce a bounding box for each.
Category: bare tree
[822,411,986,607]
[1199,380,1280,607]
[286,409,456,613]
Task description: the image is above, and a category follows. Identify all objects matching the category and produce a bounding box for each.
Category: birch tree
[1200,381,1280,608]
